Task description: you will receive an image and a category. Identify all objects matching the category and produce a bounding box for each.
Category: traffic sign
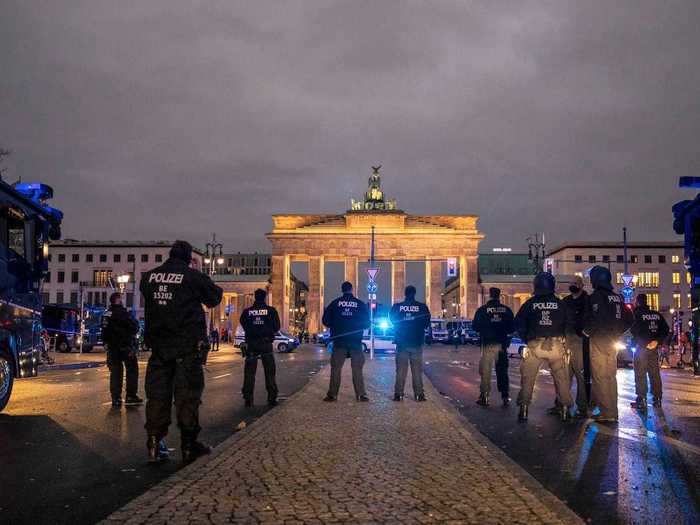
[621,286,634,303]
[367,281,378,293]
[367,267,380,282]
[622,274,635,287]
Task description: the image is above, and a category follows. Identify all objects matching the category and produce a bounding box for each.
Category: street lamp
[117,273,130,294]
[204,233,224,276]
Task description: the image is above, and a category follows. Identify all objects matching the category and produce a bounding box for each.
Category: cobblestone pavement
[103,356,582,524]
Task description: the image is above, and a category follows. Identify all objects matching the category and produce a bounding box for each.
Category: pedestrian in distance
[630,293,670,412]
[140,240,223,464]
[210,326,220,352]
[239,289,281,408]
[322,281,371,402]
[515,272,573,422]
[472,287,514,407]
[389,285,431,402]
[102,292,142,407]
[583,265,634,423]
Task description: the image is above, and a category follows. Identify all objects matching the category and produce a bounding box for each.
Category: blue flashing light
[631,347,637,354]
[378,319,390,330]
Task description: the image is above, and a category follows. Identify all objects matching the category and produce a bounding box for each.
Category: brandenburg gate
[267,168,484,333]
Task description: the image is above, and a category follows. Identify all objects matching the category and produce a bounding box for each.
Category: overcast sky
[1,1,698,253]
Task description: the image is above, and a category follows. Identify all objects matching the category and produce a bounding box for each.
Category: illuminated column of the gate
[270,255,290,330]
[307,255,325,334]
[392,260,406,304]
[425,258,443,316]
[466,255,479,317]
[459,255,468,318]
[344,256,358,291]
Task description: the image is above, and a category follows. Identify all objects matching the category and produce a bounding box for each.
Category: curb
[39,361,106,372]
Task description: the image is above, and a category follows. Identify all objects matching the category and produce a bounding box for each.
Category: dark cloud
[1,0,697,252]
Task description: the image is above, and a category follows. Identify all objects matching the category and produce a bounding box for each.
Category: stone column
[307,255,325,334]
[425,259,443,317]
[270,255,290,330]
[459,255,468,319]
[392,260,406,304]
[465,255,480,318]
[344,256,358,291]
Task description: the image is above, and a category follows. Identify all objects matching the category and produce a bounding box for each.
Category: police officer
[322,281,371,402]
[562,275,590,417]
[630,293,670,412]
[239,289,280,408]
[102,292,142,407]
[389,285,431,402]
[473,287,514,407]
[515,272,573,422]
[140,240,223,463]
[584,265,633,423]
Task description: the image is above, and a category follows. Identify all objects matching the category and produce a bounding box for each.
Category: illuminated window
[647,293,660,310]
[673,272,681,284]
[630,255,639,263]
[93,270,113,287]
[687,272,692,285]
[616,272,624,284]
[637,272,659,288]
[673,293,681,309]
[672,255,680,264]
[689,293,692,308]
[574,272,583,278]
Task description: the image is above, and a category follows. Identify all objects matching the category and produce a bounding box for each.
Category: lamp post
[204,233,224,332]
[204,233,224,276]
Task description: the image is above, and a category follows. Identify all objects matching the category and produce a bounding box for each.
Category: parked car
[315,330,331,346]
[615,331,635,368]
[234,325,300,354]
[360,330,396,353]
[506,336,526,357]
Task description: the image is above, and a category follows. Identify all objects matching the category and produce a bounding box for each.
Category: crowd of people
[100,244,676,464]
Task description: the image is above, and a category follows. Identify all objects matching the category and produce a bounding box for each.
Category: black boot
[323,395,337,402]
[652,397,662,407]
[124,395,144,406]
[244,397,253,408]
[631,397,647,412]
[182,440,212,464]
[147,436,168,464]
[518,404,529,422]
[415,393,426,402]
[502,396,511,407]
[476,393,489,406]
[356,394,370,402]
[268,398,278,407]
[393,394,403,402]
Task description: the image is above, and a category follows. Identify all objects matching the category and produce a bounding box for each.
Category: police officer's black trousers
[495,347,509,398]
[107,347,139,400]
[328,344,366,398]
[242,347,278,402]
[144,351,204,444]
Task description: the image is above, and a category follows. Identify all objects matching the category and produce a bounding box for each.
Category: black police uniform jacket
[389,299,431,347]
[322,293,370,347]
[102,304,139,351]
[140,257,223,359]
[631,305,670,346]
[239,302,281,349]
[472,299,515,346]
[515,293,567,343]
[563,291,588,336]
[584,286,634,338]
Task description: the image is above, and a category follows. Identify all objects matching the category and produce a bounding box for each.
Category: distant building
[221,252,271,275]
[43,240,203,319]
[547,241,686,321]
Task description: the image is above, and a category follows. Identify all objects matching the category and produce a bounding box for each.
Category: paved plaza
[102,356,581,525]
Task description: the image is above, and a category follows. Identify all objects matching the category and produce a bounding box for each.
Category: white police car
[234,325,299,354]
[506,336,526,358]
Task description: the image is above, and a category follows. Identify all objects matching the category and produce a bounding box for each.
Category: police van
[233,325,299,354]
[427,318,450,344]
